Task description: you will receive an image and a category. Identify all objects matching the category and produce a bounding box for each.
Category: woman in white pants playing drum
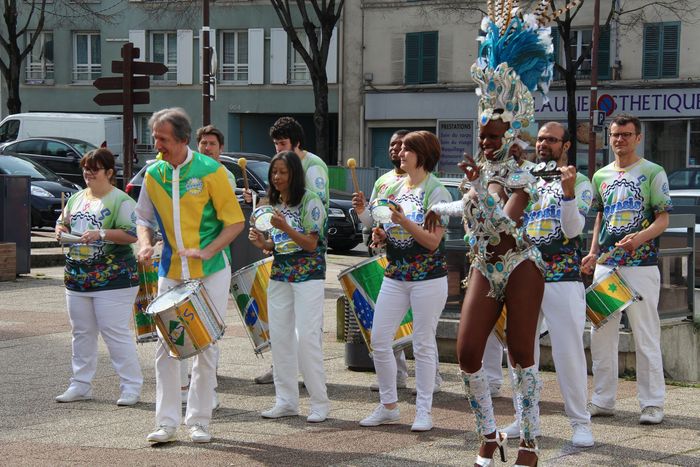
[358,130,451,432]
[248,151,330,423]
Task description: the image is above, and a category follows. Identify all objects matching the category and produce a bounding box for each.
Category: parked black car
[0,154,80,227]
[126,154,362,251]
[0,137,123,187]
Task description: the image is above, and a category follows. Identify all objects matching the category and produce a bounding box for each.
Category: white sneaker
[189,424,212,443]
[147,425,177,443]
[490,385,502,398]
[501,420,520,439]
[359,404,401,427]
[411,410,433,432]
[55,387,92,403]
[261,405,298,419]
[307,408,328,423]
[587,402,614,417]
[571,423,594,447]
[116,392,140,406]
[212,391,220,411]
[639,406,664,425]
[370,379,408,391]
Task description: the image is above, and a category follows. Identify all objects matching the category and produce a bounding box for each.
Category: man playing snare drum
[581,113,672,425]
[501,122,595,447]
[135,108,245,444]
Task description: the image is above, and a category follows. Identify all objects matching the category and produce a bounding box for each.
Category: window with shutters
[150,32,178,82]
[220,30,248,84]
[25,31,54,84]
[73,32,101,83]
[642,22,680,79]
[289,30,311,84]
[553,27,610,80]
[405,31,438,85]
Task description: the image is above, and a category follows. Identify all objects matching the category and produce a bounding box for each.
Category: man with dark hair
[500,121,595,447]
[196,125,225,161]
[582,113,671,425]
[136,108,245,444]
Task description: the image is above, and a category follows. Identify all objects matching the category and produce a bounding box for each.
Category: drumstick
[238,157,249,192]
[346,158,360,194]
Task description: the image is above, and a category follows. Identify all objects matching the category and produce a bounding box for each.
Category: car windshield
[68,140,98,155]
[247,160,270,188]
[668,169,699,189]
[0,155,58,180]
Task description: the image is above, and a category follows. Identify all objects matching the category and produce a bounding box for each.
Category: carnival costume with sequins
[431,0,582,457]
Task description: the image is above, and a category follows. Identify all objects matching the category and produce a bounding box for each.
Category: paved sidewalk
[1,259,699,466]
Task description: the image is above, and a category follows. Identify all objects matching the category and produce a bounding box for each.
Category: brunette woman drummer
[248,151,330,423]
[358,130,451,432]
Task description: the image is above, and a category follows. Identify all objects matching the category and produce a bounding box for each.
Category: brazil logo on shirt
[186,177,204,195]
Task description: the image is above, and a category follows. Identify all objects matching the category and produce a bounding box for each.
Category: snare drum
[133,256,160,343]
[251,205,275,232]
[338,255,413,354]
[493,306,507,347]
[369,199,400,224]
[146,280,225,359]
[586,268,641,329]
[230,257,273,354]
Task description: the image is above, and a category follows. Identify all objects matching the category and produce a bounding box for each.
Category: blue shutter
[597,27,611,80]
[421,31,438,84]
[661,23,680,78]
[642,24,661,78]
[405,33,420,84]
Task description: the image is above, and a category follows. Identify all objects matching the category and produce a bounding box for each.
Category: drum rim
[231,256,274,280]
[146,280,202,315]
[337,254,387,279]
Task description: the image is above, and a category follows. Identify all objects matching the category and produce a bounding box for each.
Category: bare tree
[419,0,696,165]
[0,0,121,114]
[270,0,344,163]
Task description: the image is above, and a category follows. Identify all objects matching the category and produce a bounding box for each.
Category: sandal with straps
[514,442,539,467]
[474,431,507,466]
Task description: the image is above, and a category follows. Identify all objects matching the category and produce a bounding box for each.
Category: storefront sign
[437,120,474,171]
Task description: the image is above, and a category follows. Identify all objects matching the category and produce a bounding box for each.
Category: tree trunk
[6,52,23,114]
[311,70,330,162]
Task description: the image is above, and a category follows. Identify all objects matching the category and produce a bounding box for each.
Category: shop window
[405,31,438,85]
[642,23,680,79]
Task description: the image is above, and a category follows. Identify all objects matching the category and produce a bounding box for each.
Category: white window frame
[150,31,178,82]
[25,31,54,84]
[569,29,593,78]
[219,30,249,84]
[289,30,311,84]
[135,114,154,152]
[72,32,101,83]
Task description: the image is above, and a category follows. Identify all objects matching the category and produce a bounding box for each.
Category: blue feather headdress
[472,0,580,138]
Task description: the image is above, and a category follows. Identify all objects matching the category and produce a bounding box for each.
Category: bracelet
[561,195,575,201]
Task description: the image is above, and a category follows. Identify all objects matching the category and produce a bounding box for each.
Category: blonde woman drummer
[358,131,450,432]
[249,151,329,423]
[351,129,443,393]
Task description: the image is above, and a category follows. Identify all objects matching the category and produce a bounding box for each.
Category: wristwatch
[99,229,106,241]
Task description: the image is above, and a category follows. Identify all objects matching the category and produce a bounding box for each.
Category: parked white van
[0,113,123,161]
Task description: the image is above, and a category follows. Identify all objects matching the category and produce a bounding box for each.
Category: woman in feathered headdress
[427,1,578,465]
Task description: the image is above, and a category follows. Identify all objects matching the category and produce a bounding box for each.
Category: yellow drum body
[133,256,159,343]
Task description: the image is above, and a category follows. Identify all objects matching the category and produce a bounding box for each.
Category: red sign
[597,94,617,117]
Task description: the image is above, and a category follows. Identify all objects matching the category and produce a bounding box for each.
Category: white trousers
[372,276,447,413]
[591,265,664,410]
[65,286,143,395]
[389,347,442,385]
[268,279,329,413]
[154,266,230,428]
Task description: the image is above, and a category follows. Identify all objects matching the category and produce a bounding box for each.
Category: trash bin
[342,295,374,371]
[0,175,30,274]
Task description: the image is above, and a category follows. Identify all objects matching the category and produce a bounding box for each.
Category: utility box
[0,175,31,274]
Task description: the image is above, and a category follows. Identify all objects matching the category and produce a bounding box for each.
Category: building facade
[3,0,339,161]
[341,0,700,174]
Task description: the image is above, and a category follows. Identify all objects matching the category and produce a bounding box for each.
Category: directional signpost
[93,43,168,187]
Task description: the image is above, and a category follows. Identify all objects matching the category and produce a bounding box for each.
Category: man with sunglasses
[499,121,595,447]
[581,113,672,425]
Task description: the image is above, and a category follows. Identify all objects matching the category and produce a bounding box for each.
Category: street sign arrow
[93,91,150,106]
[112,60,168,76]
[93,76,150,90]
